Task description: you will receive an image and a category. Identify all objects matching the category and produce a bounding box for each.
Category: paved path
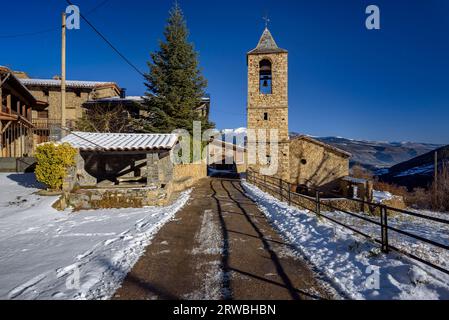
[113,178,333,300]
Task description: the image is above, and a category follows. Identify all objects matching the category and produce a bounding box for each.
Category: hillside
[379,145,449,190]
[313,136,441,171]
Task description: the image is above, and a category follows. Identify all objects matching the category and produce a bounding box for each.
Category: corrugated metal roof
[19,78,118,89]
[61,132,179,152]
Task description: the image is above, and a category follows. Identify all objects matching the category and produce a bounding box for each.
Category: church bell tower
[247,27,289,180]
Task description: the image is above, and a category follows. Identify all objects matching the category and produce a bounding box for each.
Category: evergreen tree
[142,2,214,135]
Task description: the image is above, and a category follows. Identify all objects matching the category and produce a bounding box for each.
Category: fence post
[279,178,283,202]
[315,191,321,216]
[380,206,389,253]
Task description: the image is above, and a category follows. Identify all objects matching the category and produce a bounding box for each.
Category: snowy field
[242,181,449,300]
[0,173,191,300]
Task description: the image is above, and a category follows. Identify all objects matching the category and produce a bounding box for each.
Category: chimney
[53,75,62,80]
[120,88,126,99]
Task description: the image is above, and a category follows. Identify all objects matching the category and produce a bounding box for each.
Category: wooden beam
[1,120,12,134]
[0,121,3,157]
[6,94,11,114]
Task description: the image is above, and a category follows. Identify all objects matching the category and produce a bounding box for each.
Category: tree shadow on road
[211,178,325,300]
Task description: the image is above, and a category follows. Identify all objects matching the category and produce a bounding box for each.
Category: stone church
[247,27,351,190]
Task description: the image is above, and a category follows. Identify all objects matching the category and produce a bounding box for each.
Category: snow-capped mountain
[307,135,441,170]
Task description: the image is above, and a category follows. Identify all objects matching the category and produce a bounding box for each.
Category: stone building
[247,28,351,190]
[58,132,207,209]
[61,132,178,188]
[289,135,350,190]
[16,74,121,143]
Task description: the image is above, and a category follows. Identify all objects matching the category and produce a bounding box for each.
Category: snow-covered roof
[19,78,119,89]
[84,95,209,105]
[61,132,179,152]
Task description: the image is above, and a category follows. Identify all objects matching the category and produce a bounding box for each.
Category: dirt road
[113,178,333,300]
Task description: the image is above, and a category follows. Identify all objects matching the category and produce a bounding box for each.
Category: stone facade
[172,163,208,192]
[61,186,171,211]
[247,31,290,181]
[28,85,120,126]
[289,136,350,188]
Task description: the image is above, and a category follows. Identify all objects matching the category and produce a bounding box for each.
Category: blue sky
[1,0,448,143]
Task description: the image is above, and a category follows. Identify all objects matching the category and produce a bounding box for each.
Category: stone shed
[289,135,351,190]
[61,132,179,189]
[56,132,183,210]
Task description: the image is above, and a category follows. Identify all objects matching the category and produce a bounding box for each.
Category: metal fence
[247,169,449,276]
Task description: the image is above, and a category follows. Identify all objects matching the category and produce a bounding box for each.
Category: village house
[16,73,121,138]
[0,66,46,170]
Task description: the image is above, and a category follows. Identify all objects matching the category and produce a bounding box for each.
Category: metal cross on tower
[263,15,270,29]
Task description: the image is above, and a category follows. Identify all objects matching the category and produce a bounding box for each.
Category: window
[263,112,268,121]
[259,59,272,95]
[266,155,272,165]
[38,110,48,119]
[75,90,82,98]
[43,90,49,97]
[301,159,307,165]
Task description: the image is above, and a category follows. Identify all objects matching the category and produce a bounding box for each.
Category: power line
[0,27,58,39]
[65,0,145,77]
[0,0,113,39]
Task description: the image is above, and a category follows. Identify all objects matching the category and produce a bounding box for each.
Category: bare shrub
[430,164,449,212]
[404,188,431,210]
[373,180,408,198]
[76,103,137,133]
[351,165,373,180]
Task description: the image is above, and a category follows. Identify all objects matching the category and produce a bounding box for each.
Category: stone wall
[172,163,207,192]
[0,157,36,172]
[60,186,170,211]
[289,138,349,188]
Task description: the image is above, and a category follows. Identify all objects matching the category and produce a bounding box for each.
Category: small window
[75,90,81,98]
[266,155,272,165]
[301,159,307,165]
[263,112,268,121]
[43,90,49,97]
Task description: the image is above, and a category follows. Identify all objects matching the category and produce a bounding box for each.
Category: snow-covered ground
[242,181,449,300]
[0,173,191,300]
[373,190,394,203]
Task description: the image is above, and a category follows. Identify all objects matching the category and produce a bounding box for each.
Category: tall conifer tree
[142,2,214,134]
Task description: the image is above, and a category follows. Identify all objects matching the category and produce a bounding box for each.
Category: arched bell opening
[259,59,272,95]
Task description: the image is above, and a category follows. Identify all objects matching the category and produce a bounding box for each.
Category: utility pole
[61,12,67,136]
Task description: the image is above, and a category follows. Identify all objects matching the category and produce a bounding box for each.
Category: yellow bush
[35,143,77,191]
